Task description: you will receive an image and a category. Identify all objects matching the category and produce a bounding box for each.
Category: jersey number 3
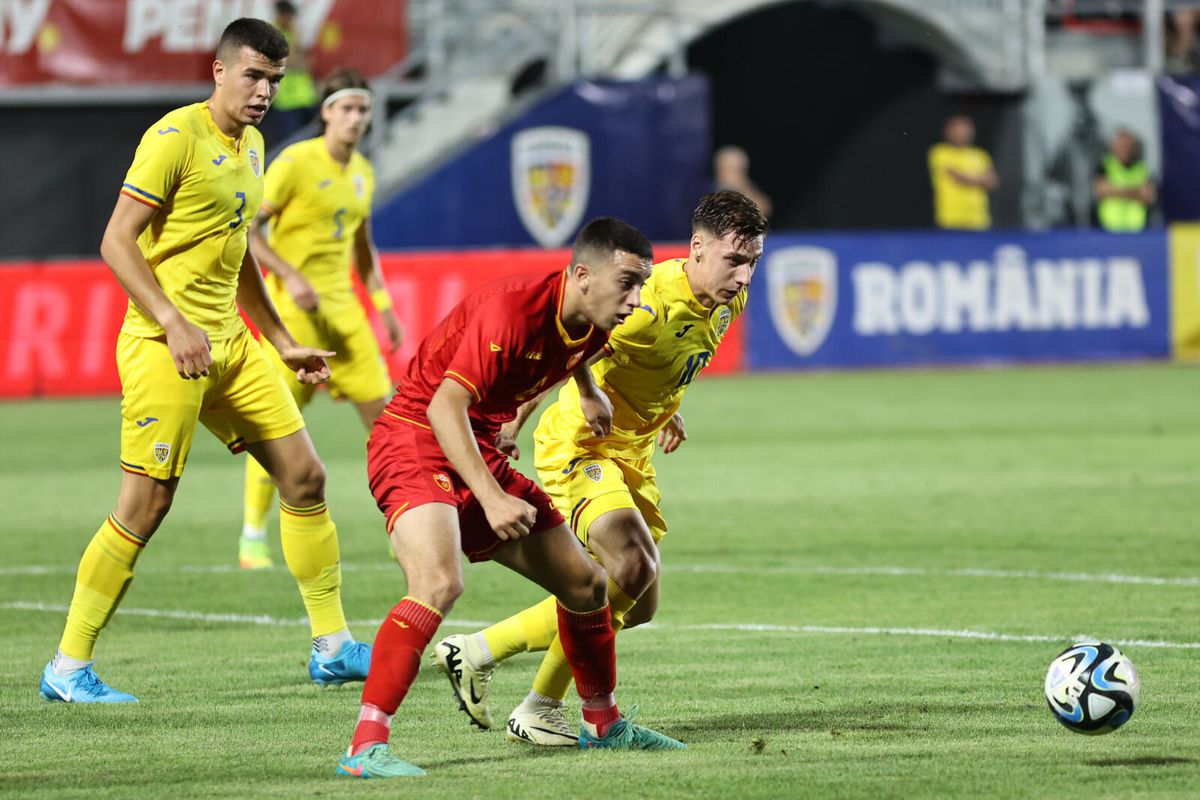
[230,191,246,229]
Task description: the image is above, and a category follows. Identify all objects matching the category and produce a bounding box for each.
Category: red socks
[351,596,443,754]
[557,602,620,736]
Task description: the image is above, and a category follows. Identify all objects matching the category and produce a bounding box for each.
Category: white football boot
[432,634,494,729]
[506,699,579,747]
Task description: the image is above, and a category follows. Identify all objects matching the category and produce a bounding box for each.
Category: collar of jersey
[311,137,353,174]
[201,102,244,154]
[554,270,594,347]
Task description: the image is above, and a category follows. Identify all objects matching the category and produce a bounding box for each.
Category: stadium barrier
[3,230,1198,399]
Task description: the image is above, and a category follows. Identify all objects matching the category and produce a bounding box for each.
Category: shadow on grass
[1087,756,1195,768]
[670,710,923,736]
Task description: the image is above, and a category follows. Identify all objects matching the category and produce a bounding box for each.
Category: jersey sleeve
[120,121,192,210]
[603,291,662,366]
[442,300,522,402]
[262,151,298,213]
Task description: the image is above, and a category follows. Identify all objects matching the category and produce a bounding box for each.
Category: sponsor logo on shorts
[584,463,603,482]
[153,442,171,465]
[135,417,158,428]
[433,473,452,492]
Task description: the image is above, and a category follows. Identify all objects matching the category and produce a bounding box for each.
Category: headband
[322,88,372,108]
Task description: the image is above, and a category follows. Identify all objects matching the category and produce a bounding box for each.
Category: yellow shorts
[264,302,392,405]
[117,326,306,480]
[534,445,666,547]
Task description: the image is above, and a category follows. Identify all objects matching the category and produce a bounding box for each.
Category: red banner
[0,0,406,85]
[0,247,745,399]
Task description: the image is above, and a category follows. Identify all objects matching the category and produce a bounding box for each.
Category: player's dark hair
[691,190,768,247]
[571,217,653,267]
[216,18,289,64]
[320,68,371,104]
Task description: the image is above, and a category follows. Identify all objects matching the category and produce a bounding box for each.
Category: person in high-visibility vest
[1093,129,1156,232]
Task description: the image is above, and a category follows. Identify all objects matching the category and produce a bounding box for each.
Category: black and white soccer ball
[1044,641,1140,735]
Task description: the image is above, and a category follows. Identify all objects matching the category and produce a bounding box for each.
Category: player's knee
[622,595,658,629]
[611,541,658,597]
[409,569,463,612]
[280,456,326,503]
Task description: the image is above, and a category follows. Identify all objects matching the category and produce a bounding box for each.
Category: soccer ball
[1044,641,1140,735]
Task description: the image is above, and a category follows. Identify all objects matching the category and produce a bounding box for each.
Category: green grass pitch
[2,364,1199,798]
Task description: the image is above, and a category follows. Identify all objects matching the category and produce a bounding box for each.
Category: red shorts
[367,411,565,562]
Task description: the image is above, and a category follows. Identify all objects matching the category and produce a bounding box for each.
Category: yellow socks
[481,595,559,663]
[59,515,147,661]
[279,500,347,638]
[243,455,275,532]
[531,578,637,703]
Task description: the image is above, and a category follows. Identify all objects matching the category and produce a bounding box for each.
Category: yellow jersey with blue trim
[119,102,265,340]
[535,258,747,461]
[261,137,375,313]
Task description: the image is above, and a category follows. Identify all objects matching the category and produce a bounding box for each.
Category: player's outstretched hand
[382,309,404,353]
[164,316,213,379]
[580,389,613,438]
[286,273,320,312]
[658,412,687,454]
[279,345,336,385]
[494,423,520,460]
[482,491,537,540]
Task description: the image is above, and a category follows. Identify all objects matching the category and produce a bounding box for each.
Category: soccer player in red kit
[335,218,686,779]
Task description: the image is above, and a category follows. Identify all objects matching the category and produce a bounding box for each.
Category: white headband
[322,88,372,108]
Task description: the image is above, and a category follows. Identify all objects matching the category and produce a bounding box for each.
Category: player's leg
[239,329,317,569]
[492,525,683,749]
[620,570,660,629]
[212,329,365,684]
[338,503,461,778]
[41,331,200,703]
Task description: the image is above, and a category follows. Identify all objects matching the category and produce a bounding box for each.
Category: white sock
[467,633,496,669]
[241,524,267,541]
[52,650,91,676]
[313,628,353,658]
[520,690,564,710]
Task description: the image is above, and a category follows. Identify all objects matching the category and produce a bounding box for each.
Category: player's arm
[573,362,612,437]
[100,195,212,379]
[247,206,319,311]
[428,379,536,540]
[353,218,403,352]
[236,249,333,385]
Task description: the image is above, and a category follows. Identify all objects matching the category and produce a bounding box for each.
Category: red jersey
[386,270,609,436]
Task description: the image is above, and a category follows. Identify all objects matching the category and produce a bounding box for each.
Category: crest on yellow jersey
[511,126,590,248]
[713,306,732,339]
[584,463,604,482]
[767,246,837,357]
[248,148,261,178]
[153,442,171,465]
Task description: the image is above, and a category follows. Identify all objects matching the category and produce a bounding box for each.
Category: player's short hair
[216,18,289,64]
[691,190,768,247]
[571,217,653,268]
[320,68,371,104]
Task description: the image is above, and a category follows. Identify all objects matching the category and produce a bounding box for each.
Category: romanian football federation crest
[248,148,261,178]
[713,306,733,339]
[767,246,837,356]
[584,463,604,482]
[353,174,365,198]
[153,442,171,465]
[511,127,590,247]
[433,473,452,493]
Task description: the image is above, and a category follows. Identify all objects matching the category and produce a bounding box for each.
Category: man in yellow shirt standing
[928,115,998,230]
[37,18,370,704]
[239,67,403,569]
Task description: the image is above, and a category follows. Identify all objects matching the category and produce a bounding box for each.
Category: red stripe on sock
[557,602,618,705]
[359,597,443,716]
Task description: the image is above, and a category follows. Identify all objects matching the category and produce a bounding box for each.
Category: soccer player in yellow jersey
[238,67,403,570]
[38,19,371,704]
[431,191,767,742]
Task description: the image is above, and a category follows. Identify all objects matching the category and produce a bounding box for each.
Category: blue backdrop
[372,77,712,249]
[1158,75,1200,223]
[747,230,1169,369]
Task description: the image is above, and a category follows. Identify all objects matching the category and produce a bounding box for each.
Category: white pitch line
[4,600,1200,650]
[7,561,1200,588]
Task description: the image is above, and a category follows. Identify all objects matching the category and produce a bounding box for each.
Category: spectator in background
[928,115,998,230]
[1167,9,1199,73]
[713,145,773,219]
[265,1,318,146]
[1093,128,1155,232]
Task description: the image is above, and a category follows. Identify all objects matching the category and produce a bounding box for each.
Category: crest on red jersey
[511,127,590,247]
[565,351,585,371]
[433,473,452,493]
[767,246,837,357]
